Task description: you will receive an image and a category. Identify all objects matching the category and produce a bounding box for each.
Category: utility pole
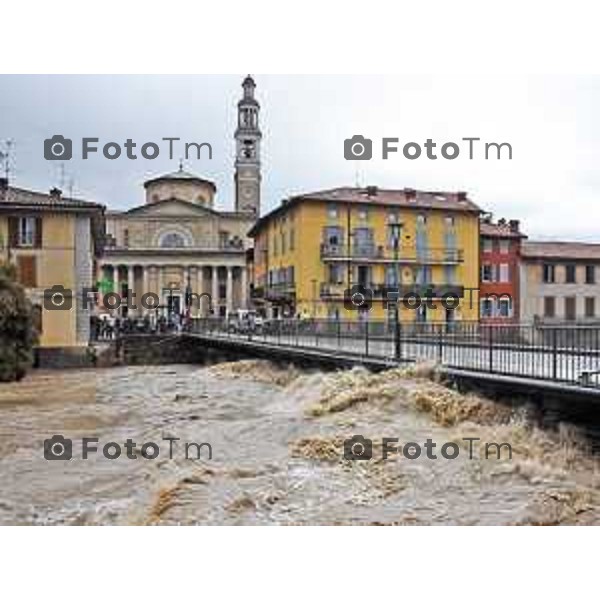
[389,222,402,361]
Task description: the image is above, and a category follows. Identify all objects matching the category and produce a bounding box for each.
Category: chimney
[457,191,467,202]
[404,188,417,203]
[0,177,8,191]
[49,187,62,200]
[365,185,378,198]
[509,219,520,233]
[498,217,506,226]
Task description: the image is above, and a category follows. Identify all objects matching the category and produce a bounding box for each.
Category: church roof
[143,167,216,191]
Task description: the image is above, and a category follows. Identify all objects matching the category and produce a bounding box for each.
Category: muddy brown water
[0,361,599,525]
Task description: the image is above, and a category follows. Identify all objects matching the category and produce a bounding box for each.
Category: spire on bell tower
[234,74,262,215]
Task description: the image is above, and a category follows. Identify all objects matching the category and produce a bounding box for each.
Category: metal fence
[188,318,600,388]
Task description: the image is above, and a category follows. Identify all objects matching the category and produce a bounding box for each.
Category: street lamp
[388,222,402,361]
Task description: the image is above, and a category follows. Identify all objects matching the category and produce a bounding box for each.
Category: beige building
[98,75,262,318]
[520,241,600,322]
[0,178,104,365]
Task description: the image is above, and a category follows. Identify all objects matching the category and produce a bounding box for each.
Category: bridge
[178,318,600,402]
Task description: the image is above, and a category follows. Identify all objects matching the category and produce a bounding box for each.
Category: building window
[387,224,402,249]
[385,265,399,286]
[160,232,187,248]
[358,208,368,221]
[585,297,595,318]
[444,265,456,284]
[32,304,43,335]
[323,226,344,249]
[586,265,595,284]
[498,297,513,318]
[499,263,509,283]
[416,214,427,226]
[565,296,576,320]
[482,238,493,253]
[415,266,432,285]
[353,227,374,256]
[565,264,576,284]
[542,264,555,283]
[123,228,129,247]
[289,228,295,251]
[388,211,399,223]
[327,204,339,219]
[328,264,344,284]
[544,296,555,318]
[18,217,36,247]
[481,264,493,282]
[499,239,510,254]
[481,298,493,318]
[444,216,455,227]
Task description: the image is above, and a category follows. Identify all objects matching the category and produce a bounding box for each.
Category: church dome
[143,167,216,191]
[143,166,216,208]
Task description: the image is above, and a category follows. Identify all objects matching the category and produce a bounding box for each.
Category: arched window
[160,232,186,248]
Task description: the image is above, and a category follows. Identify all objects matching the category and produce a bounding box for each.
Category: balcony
[320,244,464,264]
[319,282,465,301]
[391,284,465,299]
[254,281,296,302]
[320,281,350,298]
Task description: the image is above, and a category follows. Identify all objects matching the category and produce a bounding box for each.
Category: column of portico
[186,265,196,316]
[197,265,204,316]
[112,265,121,316]
[127,265,135,316]
[226,266,234,315]
[141,266,148,314]
[212,266,219,316]
[240,266,248,310]
[113,265,120,296]
[159,265,166,311]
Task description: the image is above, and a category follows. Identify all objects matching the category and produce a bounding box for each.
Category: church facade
[98,76,262,318]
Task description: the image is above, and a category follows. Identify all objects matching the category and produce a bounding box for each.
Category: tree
[0,263,37,381]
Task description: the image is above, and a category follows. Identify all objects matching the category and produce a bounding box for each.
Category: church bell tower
[235,75,262,215]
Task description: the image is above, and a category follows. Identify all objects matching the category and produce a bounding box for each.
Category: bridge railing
[188,318,600,388]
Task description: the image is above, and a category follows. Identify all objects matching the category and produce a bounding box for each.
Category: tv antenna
[354,165,364,188]
[59,164,66,189]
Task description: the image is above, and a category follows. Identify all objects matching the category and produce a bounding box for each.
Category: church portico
[98,260,248,318]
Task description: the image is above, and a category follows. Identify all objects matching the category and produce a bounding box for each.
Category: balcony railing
[320,244,463,264]
[320,281,465,299]
[252,282,296,301]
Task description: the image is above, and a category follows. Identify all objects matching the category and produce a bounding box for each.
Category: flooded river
[0,361,599,525]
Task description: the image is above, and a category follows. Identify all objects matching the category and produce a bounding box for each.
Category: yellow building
[249,186,481,323]
[0,179,104,366]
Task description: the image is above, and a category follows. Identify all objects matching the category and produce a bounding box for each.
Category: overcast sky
[0,75,598,240]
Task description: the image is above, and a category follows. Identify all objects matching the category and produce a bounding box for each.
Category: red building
[479,216,526,322]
